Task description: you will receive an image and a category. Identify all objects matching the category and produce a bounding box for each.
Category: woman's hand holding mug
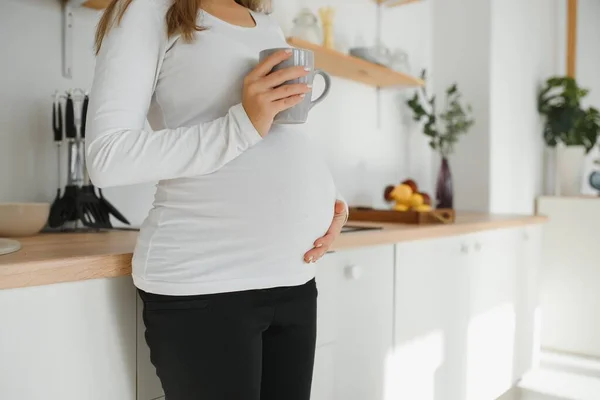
[242,49,311,137]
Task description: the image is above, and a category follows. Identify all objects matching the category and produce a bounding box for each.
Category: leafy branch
[406,70,475,157]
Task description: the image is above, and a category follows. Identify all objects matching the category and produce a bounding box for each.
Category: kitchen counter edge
[0,213,547,290]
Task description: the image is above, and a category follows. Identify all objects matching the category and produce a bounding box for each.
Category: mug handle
[309,69,331,110]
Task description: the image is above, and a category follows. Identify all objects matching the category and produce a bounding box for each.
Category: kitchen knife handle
[65,95,76,140]
[81,95,89,139]
[52,102,63,142]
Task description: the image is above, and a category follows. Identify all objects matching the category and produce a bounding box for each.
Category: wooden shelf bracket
[61,0,87,79]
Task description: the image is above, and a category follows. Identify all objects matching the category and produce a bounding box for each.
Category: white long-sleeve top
[86,0,343,295]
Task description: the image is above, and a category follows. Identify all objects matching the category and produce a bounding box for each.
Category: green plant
[538,76,600,153]
[406,70,475,157]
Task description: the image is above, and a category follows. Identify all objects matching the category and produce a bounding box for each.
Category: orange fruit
[390,184,413,203]
[401,179,418,193]
[394,203,409,212]
[409,193,424,208]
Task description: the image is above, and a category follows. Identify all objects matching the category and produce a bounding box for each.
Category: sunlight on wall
[384,330,444,400]
[466,303,516,400]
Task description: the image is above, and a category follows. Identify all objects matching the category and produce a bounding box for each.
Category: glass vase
[436,157,453,209]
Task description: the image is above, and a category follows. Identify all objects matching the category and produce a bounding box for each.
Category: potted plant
[406,70,475,209]
[538,76,600,195]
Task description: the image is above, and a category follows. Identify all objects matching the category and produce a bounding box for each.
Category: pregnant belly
[152,130,336,255]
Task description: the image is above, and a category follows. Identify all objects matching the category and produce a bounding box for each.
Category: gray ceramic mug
[259,47,331,124]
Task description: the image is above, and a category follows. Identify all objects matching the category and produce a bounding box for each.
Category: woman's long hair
[95,0,267,54]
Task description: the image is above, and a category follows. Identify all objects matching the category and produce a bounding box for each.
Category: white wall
[575,0,600,109]
[488,0,559,214]
[0,0,432,227]
[432,0,492,212]
[432,0,559,213]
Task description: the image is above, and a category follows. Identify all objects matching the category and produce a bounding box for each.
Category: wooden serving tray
[348,207,456,225]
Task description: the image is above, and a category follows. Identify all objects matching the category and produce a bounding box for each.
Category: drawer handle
[345,265,362,280]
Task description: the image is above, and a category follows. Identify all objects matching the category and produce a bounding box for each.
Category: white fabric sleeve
[85,0,262,188]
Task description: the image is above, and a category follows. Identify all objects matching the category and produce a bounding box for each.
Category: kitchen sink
[341,225,383,234]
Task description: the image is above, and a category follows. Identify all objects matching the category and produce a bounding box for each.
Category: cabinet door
[137,296,164,400]
[393,235,470,400]
[311,344,335,400]
[0,277,137,400]
[315,252,341,347]
[331,245,395,400]
[465,228,521,400]
[513,225,543,379]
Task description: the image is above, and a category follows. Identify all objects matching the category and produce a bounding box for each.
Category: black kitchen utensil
[77,185,109,228]
[61,93,81,224]
[80,93,130,227]
[48,89,130,230]
[98,188,131,225]
[65,93,77,140]
[81,94,88,137]
[77,94,111,228]
[48,97,69,228]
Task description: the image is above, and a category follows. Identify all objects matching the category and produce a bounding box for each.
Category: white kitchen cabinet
[393,234,470,400]
[315,245,395,400]
[393,227,541,400]
[466,226,542,400]
[465,228,521,400]
[137,296,164,400]
[537,197,600,358]
[315,251,339,347]
[513,225,542,379]
[311,344,335,400]
[0,277,137,400]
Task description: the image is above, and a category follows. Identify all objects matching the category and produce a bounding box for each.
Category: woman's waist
[136,206,333,262]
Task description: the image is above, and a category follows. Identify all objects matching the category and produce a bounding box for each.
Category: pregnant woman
[87,0,347,399]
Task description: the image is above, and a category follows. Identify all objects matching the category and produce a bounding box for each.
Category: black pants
[138,279,317,400]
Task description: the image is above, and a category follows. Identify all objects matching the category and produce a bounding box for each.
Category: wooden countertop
[0,213,546,290]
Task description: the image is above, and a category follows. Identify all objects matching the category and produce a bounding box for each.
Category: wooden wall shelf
[286,37,424,88]
[375,0,422,8]
[77,1,423,88]
[82,0,110,9]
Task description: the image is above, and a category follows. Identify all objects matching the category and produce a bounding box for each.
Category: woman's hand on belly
[304,200,347,263]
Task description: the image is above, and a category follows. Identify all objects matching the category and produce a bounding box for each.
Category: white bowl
[0,203,50,237]
[349,47,390,66]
